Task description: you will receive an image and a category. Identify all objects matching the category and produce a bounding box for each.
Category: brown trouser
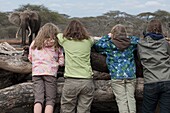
[60,78,95,113]
[32,75,57,107]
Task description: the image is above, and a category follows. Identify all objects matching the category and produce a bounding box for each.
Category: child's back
[57,33,94,78]
[95,25,139,80]
[94,24,139,113]
[138,19,170,113]
[138,34,170,83]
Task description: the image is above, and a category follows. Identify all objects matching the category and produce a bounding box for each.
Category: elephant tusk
[27,26,31,38]
[16,27,21,39]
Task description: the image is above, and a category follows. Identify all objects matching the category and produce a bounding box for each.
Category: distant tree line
[0,4,170,39]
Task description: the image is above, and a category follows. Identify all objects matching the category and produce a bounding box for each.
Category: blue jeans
[142,81,170,113]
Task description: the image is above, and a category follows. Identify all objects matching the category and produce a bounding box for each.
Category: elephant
[8,9,41,46]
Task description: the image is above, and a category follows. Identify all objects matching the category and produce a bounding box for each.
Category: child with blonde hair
[95,24,139,113]
[28,23,64,113]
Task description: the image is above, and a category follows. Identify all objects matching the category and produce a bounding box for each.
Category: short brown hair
[63,19,90,40]
[147,19,162,34]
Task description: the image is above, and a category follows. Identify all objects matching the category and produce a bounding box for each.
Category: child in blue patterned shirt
[94,24,139,113]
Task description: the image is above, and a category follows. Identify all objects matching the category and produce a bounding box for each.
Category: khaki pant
[60,78,95,113]
[111,79,136,113]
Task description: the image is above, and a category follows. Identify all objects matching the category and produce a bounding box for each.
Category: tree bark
[0,78,144,113]
[0,82,33,113]
[0,54,32,74]
[0,42,31,74]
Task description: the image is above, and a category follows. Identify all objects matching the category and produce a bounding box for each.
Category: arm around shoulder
[129,36,140,44]
[93,35,111,53]
[57,33,64,46]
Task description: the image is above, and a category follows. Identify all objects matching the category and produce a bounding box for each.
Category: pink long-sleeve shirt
[28,41,64,77]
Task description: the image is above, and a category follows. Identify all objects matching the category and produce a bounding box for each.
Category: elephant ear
[8,12,21,26]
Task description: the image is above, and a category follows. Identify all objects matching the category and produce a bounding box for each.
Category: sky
[0,0,170,17]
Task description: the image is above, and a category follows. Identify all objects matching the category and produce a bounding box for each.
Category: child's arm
[58,47,64,66]
[129,36,139,45]
[93,36,102,42]
[94,35,111,53]
[89,36,102,46]
[28,48,32,62]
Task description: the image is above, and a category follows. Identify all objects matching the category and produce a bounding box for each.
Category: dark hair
[63,19,90,40]
[147,19,162,34]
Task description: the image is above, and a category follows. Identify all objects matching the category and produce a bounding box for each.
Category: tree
[14,4,68,25]
[137,12,156,21]
[15,4,50,12]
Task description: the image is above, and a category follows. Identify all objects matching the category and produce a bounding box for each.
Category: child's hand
[94,36,102,40]
[108,33,112,37]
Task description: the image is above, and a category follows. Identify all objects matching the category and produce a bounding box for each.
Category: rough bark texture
[0,55,32,74]
[0,78,144,113]
[0,69,31,89]
[0,42,31,74]
[0,82,34,113]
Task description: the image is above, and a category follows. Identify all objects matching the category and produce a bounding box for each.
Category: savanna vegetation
[0,4,170,39]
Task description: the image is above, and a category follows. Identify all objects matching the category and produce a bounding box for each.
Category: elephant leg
[29,34,33,45]
[22,29,26,46]
[22,37,26,46]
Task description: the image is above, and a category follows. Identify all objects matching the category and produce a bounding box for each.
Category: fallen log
[0,78,144,113]
[0,82,34,113]
[0,54,32,74]
[0,69,31,89]
[90,51,109,73]
[0,42,31,74]
[0,39,28,45]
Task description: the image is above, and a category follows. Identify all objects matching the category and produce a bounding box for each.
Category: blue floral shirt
[94,35,139,80]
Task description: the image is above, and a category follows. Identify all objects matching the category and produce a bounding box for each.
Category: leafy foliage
[15,4,67,25]
[0,12,11,26]
[15,4,50,12]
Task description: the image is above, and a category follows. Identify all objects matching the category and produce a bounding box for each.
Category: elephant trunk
[16,27,21,38]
